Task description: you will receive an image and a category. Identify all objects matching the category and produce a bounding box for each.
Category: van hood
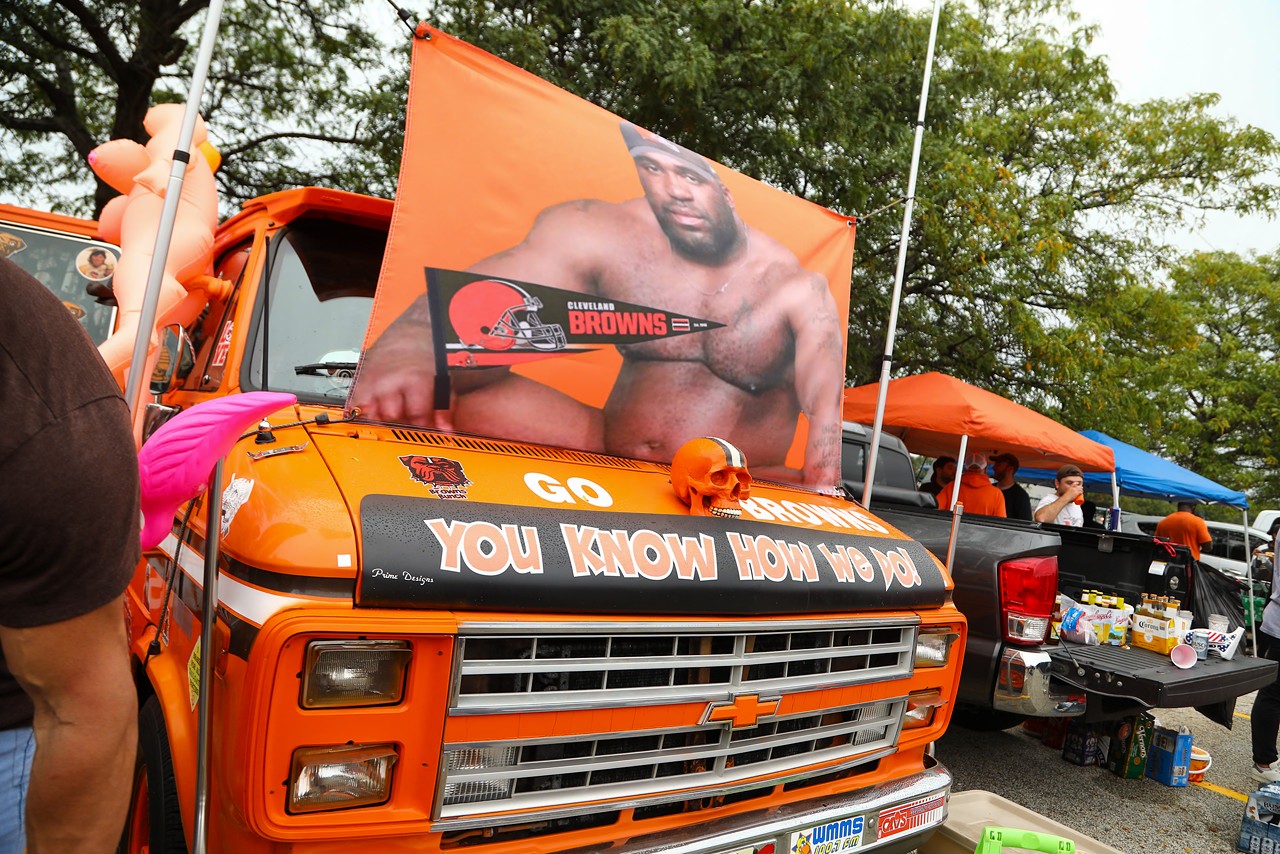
[311,428,950,615]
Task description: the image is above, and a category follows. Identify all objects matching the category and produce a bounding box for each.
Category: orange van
[111,187,967,853]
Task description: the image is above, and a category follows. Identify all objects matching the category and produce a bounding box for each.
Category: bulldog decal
[398,454,471,499]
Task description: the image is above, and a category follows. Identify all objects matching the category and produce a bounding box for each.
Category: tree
[6,0,1279,500]
[425,0,1280,501]
[1146,251,1280,507]
[422,1,1277,383]
[0,0,411,216]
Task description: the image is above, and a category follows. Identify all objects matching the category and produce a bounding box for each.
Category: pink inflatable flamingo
[137,392,297,550]
[88,104,221,385]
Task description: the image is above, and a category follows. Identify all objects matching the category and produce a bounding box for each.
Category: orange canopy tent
[842,372,1115,472]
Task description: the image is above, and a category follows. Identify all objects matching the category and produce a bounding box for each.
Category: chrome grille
[453,619,917,713]
[437,619,916,827]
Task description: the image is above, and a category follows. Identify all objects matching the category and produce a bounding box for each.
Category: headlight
[914,628,959,669]
[903,689,946,729]
[301,639,411,709]
[289,744,398,813]
[442,745,519,805]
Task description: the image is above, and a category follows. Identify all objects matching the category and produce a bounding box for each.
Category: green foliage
[426,0,1280,502]
[0,0,411,216]
[4,0,1280,506]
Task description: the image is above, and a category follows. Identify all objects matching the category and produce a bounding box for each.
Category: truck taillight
[301,640,411,708]
[999,556,1057,645]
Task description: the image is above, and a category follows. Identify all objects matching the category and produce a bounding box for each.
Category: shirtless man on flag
[353,123,845,489]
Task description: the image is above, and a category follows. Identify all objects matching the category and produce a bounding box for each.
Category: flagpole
[862,0,943,507]
[123,0,227,427]
[111,1,228,850]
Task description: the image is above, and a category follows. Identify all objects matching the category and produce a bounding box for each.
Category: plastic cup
[1208,614,1229,634]
[1170,644,1198,669]
[1073,494,1085,506]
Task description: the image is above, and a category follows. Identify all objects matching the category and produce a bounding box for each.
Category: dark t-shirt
[0,257,140,730]
[1001,482,1033,521]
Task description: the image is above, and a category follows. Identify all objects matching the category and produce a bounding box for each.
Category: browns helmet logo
[399,455,471,497]
[449,279,565,352]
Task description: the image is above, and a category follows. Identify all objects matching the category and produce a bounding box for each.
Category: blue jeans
[0,726,33,854]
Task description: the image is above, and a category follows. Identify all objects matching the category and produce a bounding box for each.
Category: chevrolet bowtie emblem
[701,694,781,729]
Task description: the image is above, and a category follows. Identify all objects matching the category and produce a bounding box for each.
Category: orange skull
[671,437,752,519]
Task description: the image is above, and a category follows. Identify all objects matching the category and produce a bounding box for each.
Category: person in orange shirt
[938,452,1007,517]
[1154,501,1213,561]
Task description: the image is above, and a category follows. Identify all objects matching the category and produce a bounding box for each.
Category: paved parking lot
[931,694,1266,853]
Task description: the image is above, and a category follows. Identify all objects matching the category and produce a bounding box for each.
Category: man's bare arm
[1,596,136,853]
[789,272,844,489]
[353,201,607,426]
[1033,493,1073,523]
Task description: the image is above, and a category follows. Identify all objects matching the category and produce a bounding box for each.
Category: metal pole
[945,503,964,576]
[192,460,224,854]
[1244,507,1256,655]
[1110,472,1121,530]
[952,435,969,512]
[123,0,226,420]
[862,0,944,506]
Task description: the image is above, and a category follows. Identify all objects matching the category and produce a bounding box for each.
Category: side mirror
[150,324,195,396]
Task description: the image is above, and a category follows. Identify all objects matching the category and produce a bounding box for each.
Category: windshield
[0,220,118,344]
[246,218,386,403]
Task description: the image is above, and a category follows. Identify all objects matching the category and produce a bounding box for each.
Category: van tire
[120,696,188,853]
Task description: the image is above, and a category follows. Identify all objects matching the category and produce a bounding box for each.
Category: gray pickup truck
[840,421,1276,728]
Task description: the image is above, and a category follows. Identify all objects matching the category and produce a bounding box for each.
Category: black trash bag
[1189,561,1249,631]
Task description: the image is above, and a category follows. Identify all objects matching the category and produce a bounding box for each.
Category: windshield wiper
[294,361,357,376]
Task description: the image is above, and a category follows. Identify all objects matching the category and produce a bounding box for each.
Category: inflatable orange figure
[88,104,221,384]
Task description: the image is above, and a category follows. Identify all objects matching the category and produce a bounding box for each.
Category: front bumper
[992,646,1086,718]
[561,758,952,854]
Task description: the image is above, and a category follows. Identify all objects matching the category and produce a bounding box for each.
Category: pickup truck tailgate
[1048,641,1276,722]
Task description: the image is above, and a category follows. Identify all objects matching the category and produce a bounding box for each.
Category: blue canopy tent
[1022,430,1259,647]
[1019,430,1247,509]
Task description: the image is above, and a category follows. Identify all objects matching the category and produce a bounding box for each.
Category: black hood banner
[358,495,947,614]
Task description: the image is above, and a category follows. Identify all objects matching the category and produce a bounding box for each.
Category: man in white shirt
[1033,464,1085,526]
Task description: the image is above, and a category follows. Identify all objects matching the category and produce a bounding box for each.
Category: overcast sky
[1069,0,1280,255]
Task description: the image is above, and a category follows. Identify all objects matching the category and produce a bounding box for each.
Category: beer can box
[1240,784,1280,852]
[1061,719,1104,767]
[1145,726,1192,787]
[1246,783,1280,823]
[1238,816,1280,853]
[1107,712,1154,779]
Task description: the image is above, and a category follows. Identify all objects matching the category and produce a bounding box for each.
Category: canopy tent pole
[123,0,226,427]
[1245,507,1257,656]
[1111,472,1121,530]
[862,0,943,506]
